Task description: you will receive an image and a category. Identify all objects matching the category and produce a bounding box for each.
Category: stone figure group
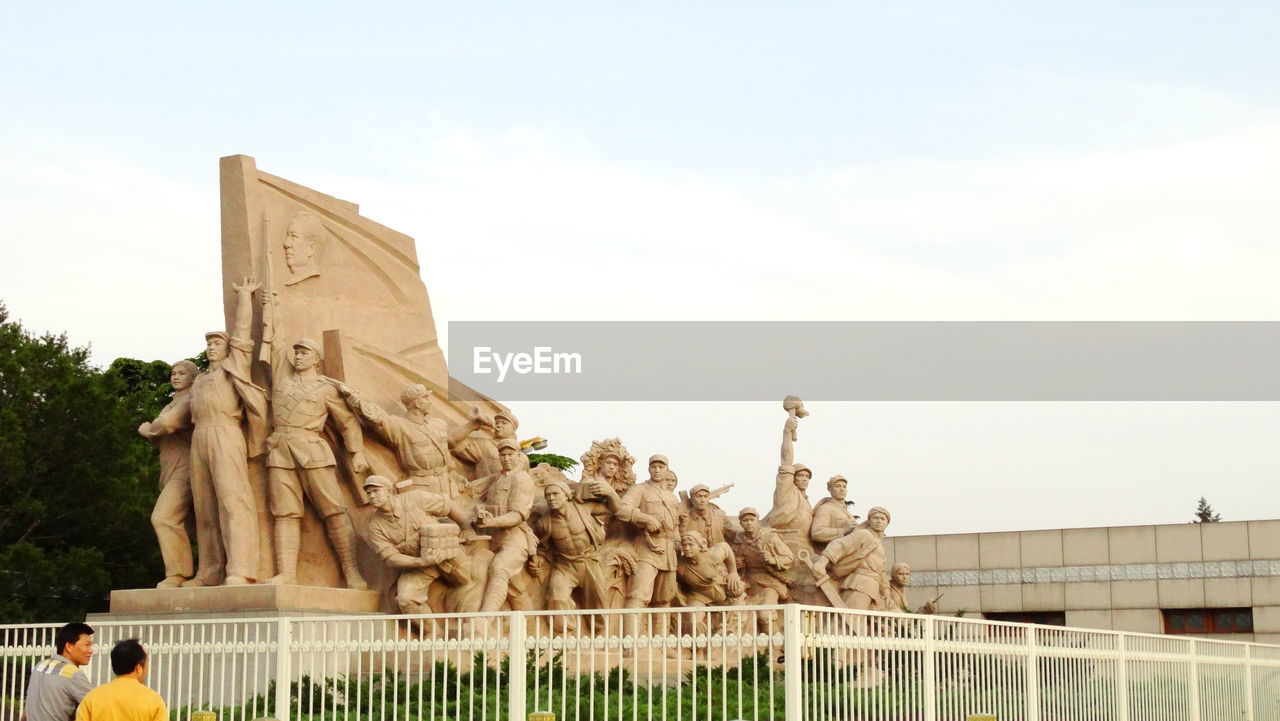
[141,280,267,588]
[141,279,935,622]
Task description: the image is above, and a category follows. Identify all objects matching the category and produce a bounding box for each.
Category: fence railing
[4,605,1279,721]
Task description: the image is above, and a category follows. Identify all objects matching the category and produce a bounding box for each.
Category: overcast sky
[3,2,1278,536]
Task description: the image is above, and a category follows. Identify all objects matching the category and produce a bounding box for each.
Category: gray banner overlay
[446,321,1280,401]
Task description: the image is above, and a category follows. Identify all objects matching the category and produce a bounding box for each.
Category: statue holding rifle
[260,286,370,589]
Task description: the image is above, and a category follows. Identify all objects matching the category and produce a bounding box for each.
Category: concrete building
[885,519,1280,643]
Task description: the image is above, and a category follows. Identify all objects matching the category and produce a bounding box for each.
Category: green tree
[1193,496,1222,523]
[526,452,578,472]
[0,303,170,621]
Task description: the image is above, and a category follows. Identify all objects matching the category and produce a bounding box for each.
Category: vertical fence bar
[509,611,527,721]
[922,616,936,721]
[1188,639,1201,721]
[783,605,802,721]
[275,617,293,721]
[1117,633,1130,721]
[1243,644,1255,721]
[1026,624,1041,721]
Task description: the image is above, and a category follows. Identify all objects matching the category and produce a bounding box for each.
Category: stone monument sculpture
[473,439,538,611]
[361,475,473,614]
[260,288,369,589]
[679,484,730,546]
[615,456,682,609]
[676,530,744,607]
[340,383,460,496]
[282,211,325,287]
[536,477,620,612]
[580,438,636,497]
[185,278,268,587]
[577,439,638,608]
[812,506,892,610]
[762,397,814,543]
[810,474,858,549]
[451,409,527,479]
[731,507,794,627]
[216,154,510,594]
[120,156,933,627]
[219,156,449,395]
[887,563,940,615]
[138,360,197,589]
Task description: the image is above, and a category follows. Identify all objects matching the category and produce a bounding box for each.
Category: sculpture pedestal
[92,584,382,621]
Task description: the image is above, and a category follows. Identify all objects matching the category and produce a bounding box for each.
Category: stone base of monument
[91,584,382,621]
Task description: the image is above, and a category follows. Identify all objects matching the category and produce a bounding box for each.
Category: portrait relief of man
[283,211,325,286]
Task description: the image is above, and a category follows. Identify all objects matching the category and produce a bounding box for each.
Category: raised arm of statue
[446,408,488,446]
[767,465,798,527]
[781,414,796,467]
[779,395,808,466]
[258,285,291,373]
[231,276,261,342]
[217,276,263,380]
[331,381,393,438]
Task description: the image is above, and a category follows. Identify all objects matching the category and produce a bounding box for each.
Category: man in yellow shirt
[75,640,165,721]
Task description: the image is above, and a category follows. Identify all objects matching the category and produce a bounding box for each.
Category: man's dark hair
[54,623,94,656]
[109,639,147,676]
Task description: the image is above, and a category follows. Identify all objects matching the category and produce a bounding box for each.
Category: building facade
[885,519,1280,643]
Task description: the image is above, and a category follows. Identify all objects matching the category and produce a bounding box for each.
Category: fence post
[784,605,803,721]
[1116,633,1129,721]
[1188,639,1202,721]
[1025,625,1040,721]
[1243,643,1254,721]
[922,616,937,721]
[274,617,292,721]
[509,611,528,721]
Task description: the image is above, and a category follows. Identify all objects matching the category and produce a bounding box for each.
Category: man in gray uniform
[22,623,94,721]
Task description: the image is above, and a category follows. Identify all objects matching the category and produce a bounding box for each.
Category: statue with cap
[762,396,814,542]
[614,455,682,609]
[731,506,794,617]
[679,483,729,546]
[472,438,538,611]
[183,276,268,587]
[360,474,475,614]
[260,289,369,589]
[450,407,527,481]
[811,474,859,549]
[338,382,465,497]
[811,506,892,610]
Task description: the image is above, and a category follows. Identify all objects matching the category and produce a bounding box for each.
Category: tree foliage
[0,303,173,621]
[1193,496,1222,523]
[526,452,578,472]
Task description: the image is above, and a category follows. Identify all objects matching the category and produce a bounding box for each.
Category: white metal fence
[4,605,1279,721]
